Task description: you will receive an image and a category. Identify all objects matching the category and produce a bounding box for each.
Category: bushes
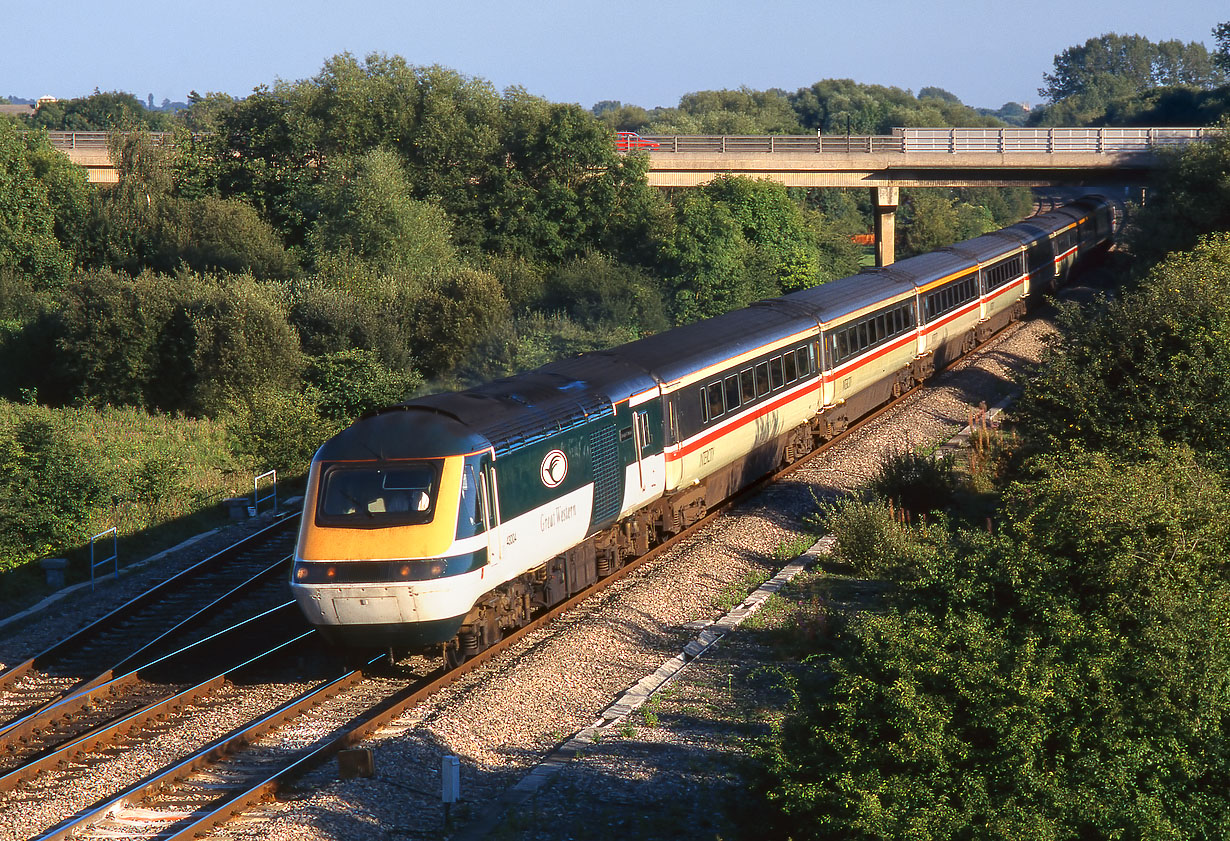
[762,446,1230,839]
[867,448,957,518]
[305,348,421,422]
[0,123,83,286]
[0,402,241,575]
[0,412,104,566]
[759,224,1230,837]
[19,270,306,417]
[224,389,338,475]
[541,253,669,333]
[1014,232,1230,463]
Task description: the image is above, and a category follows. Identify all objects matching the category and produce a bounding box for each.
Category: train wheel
[444,642,468,669]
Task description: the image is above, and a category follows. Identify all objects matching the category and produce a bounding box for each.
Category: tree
[897,190,960,257]
[540,253,668,335]
[180,90,238,133]
[591,100,652,133]
[1042,34,1161,103]
[0,122,84,286]
[26,271,307,418]
[164,195,298,280]
[184,84,316,247]
[286,274,416,372]
[28,90,178,131]
[1129,120,1230,262]
[759,446,1230,840]
[486,91,665,264]
[1216,21,1230,73]
[1035,33,1228,125]
[789,79,999,136]
[305,348,421,422]
[659,189,754,324]
[309,147,456,276]
[917,87,962,104]
[701,176,821,293]
[1014,233,1230,462]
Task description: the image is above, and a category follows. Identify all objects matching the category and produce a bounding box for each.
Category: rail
[630,126,1213,155]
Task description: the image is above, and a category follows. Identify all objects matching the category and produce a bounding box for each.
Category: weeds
[965,405,1019,494]
[868,445,957,518]
[711,570,771,613]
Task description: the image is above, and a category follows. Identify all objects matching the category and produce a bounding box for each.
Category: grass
[711,570,771,613]
[0,399,308,621]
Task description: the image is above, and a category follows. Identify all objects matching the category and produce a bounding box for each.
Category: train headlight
[427,560,447,577]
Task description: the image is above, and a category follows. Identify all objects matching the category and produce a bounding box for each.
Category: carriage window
[770,356,785,390]
[740,368,755,403]
[725,376,740,410]
[707,380,725,419]
[784,351,797,383]
[755,362,770,397]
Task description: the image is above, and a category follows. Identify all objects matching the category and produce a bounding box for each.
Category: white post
[442,755,460,826]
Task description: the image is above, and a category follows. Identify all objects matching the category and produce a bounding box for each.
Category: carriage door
[462,455,501,568]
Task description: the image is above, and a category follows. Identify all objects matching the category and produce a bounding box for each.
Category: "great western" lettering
[540,503,578,532]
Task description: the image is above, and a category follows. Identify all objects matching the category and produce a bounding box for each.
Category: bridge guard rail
[633,127,1212,156]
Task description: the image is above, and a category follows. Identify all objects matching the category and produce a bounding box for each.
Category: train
[291,194,1117,662]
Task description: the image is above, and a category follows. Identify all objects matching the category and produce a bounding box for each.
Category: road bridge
[629,127,1211,264]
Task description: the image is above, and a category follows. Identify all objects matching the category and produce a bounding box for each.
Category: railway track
[0,517,299,731]
[1,310,1040,839]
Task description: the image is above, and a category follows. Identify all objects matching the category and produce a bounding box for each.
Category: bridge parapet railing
[637,127,1211,156]
[895,127,1210,154]
[46,131,175,150]
[641,135,903,154]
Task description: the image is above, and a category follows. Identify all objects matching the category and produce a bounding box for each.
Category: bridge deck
[47,126,1210,188]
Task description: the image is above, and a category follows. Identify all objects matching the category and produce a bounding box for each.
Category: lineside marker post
[442,754,460,827]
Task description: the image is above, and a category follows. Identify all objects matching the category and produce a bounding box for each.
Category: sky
[2,1,1226,111]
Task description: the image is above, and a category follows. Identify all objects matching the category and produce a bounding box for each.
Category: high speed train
[291,194,1116,662]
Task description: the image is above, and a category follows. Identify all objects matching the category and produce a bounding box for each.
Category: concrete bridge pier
[872,186,898,267]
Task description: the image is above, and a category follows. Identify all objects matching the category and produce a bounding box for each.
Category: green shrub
[305,348,421,422]
[225,389,337,475]
[811,495,932,579]
[868,447,957,517]
[26,270,307,418]
[541,253,669,334]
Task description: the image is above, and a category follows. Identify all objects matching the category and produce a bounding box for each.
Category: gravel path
[0,298,1067,841]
